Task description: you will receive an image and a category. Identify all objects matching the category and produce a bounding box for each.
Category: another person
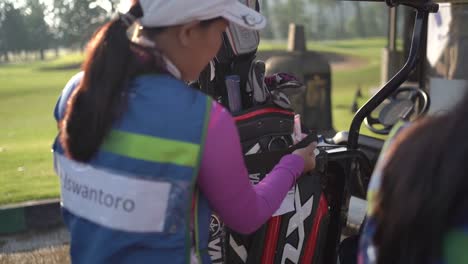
[359,94,468,263]
[52,0,317,263]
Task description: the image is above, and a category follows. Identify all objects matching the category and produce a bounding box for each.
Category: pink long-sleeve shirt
[198,102,304,234]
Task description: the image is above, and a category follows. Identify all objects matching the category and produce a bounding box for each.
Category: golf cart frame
[319,0,440,262]
[210,0,461,262]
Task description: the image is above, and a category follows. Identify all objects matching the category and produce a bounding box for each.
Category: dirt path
[0,226,69,254]
[0,245,70,264]
[0,226,70,264]
[257,50,368,72]
[329,55,368,71]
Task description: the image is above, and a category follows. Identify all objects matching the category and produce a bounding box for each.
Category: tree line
[0,0,118,62]
[262,0,388,40]
[0,0,387,63]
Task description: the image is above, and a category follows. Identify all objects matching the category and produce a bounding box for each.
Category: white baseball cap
[135,0,266,30]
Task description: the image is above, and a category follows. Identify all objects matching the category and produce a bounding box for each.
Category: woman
[52,0,317,263]
[359,93,468,263]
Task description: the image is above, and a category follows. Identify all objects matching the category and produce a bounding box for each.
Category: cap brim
[221,1,266,30]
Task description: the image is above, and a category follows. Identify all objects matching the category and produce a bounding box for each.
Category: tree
[52,0,107,48]
[271,0,310,39]
[1,2,29,59]
[0,0,6,62]
[353,2,367,37]
[336,1,347,39]
[24,0,51,60]
[363,4,386,37]
[259,0,275,39]
[312,0,336,39]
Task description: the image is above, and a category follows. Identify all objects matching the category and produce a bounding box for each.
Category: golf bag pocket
[234,105,295,172]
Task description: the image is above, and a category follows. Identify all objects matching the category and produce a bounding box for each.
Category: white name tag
[55,154,172,233]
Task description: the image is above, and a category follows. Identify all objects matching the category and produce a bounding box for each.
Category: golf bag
[194,1,330,263]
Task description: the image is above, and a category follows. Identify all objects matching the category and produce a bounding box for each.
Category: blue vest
[53,73,213,264]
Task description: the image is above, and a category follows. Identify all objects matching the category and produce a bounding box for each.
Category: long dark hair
[60,2,224,162]
[60,3,160,162]
[374,93,468,263]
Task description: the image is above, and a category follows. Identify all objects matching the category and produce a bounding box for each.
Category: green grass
[0,38,385,205]
[332,50,382,134]
[0,56,82,205]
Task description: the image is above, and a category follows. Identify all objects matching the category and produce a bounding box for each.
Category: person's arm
[198,102,304,234]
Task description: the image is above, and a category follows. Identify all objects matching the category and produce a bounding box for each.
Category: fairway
[0,39,384,205]
[0,54,83,205]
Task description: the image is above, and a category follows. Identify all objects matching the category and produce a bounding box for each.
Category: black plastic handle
[347,5,433,150]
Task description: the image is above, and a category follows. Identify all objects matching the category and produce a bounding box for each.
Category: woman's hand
[293,142,318,173]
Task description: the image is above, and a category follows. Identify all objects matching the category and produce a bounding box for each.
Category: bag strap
[243,132,318,174]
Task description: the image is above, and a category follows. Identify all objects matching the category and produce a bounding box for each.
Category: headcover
[195,0,262,108]
[216,0,261,63]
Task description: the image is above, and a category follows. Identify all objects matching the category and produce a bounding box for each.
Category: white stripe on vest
[55,154,173,233]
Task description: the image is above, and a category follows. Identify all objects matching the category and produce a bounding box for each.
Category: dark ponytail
[60,4,144,162]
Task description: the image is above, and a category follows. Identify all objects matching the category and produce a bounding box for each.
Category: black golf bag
[194,1,330,263]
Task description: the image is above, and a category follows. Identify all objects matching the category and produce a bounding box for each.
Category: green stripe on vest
[102,130,200,167]
[444,230,468,264]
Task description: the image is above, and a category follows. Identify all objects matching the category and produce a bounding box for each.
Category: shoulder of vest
[112,74,212,144]
[133,74,209,102]
[134,74,187,90]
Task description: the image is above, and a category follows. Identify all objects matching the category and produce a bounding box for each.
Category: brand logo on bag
[209,237,224,263]
[249,173,261,185]
[281,188,314,264]
[210,215,222,237]
[208,215,224,263]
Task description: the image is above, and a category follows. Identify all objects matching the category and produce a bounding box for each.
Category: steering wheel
[365,86,430,135]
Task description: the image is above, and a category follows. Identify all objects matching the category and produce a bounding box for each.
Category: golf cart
[197,0,468,263]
